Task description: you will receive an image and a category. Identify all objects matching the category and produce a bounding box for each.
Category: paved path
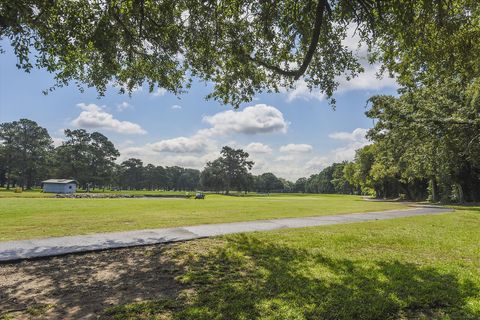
[0,206,452,262]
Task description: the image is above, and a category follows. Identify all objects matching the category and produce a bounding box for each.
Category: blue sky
[0,37,397,180]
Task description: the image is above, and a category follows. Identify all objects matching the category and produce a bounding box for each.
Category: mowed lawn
[104,207,480,320]
[0,194,409,241]
[2,206,475,319]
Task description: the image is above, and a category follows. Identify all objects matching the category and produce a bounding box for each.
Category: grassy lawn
[1,203,477,319]
[103,207,480,320]
[0,194,409,241]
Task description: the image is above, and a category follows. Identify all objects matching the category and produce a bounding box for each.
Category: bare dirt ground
[0,244,185,319]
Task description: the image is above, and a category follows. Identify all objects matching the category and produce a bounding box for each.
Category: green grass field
[1,190,478,319]
[104,206,480,319]
[0,193,409,241]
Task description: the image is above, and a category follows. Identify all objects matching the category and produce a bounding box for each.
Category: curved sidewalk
[0,206,453,262]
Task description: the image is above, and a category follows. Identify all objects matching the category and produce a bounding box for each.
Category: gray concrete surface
[0,206,453,262]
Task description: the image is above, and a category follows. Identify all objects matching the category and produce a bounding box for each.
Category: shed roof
[42,179,78,184]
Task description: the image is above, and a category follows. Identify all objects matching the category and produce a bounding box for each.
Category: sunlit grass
[0,194,409,241]
[104,207,480,319]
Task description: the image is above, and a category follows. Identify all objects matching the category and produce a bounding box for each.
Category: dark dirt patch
[0,243,190,319]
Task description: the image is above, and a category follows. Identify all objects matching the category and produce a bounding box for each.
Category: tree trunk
[430,178,439,202]
[456,183,465,203]
[6,171,10,190]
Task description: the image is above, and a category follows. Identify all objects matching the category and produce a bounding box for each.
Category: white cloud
[109,107,366,181]
[328,127,370,162]
[52,137,65,147]
[201,104,288,136]
[280,79,325,102]
[115,104,287,170]
[279,143,313,153]
[116,101,132,112]
[247,128,371,180]
[330,144,360,162]
[306,156,330,171]
[153,88,167,97]
[342,24,368,57]
[120,146,158,158]
[171,104,182,110]
[337,64,397,93]
[149,136,209,154]
[275,155,296,162]
[120,146,218,169]
[329,128,369,142]
[245,142,272,154]
[71,103,147,135]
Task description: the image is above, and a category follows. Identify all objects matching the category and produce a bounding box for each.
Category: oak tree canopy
[1,0,478,107]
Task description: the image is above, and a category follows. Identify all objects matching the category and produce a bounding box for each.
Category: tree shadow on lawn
[0,246,185,319]
[0,236,478,320]
[169,235,479,320]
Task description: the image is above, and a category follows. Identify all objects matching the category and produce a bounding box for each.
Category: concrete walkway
[0,206,452,262]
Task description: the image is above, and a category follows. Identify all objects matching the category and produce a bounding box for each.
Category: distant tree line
[292,162,354,195]
[0,119,293,193]
[0,119,201,191]
[1,113,478,202]
[341,79,480,203]
[290,80,480,203]
[200,147,294,194]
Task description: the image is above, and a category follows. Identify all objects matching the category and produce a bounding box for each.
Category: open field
[0,194,409,241]
[1,206,478,319]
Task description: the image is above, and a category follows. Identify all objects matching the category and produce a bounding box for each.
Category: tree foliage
[303,162,354,194]
[117,160,200,191]
[344,79,480,202]
[55,129,120,188]
[200,146,254,194]
[0,118,52,189]
[2,0,477,107]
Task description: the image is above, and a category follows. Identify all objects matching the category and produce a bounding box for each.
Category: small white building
[42,179,78,194]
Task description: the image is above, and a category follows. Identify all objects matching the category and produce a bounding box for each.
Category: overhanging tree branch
[246,0,330,80]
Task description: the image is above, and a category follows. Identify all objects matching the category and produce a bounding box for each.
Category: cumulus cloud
[110,106,370,180]
[115,103,288,170]
[337,64,397,93]
[201,104,288,136]
[328,127,371,162]
[280,79,325,102]
[249,128,371,179]
[279,143,313,153]
[71,103,147,135]
[245,142,272,154]
[329,128,369,142]
[120,146,158,158]
[52,137,65,147]
[152,88,167,97]
[120,145,218,169]
[306,156,330,171]
[116,101,132,112]
[171,104,182,110]
[275,155,296,162]
[149,136,209,153]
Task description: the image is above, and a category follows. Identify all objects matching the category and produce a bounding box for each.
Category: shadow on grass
[0,246,184,319]
[1,235,478,320]
[167,234,479,320]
